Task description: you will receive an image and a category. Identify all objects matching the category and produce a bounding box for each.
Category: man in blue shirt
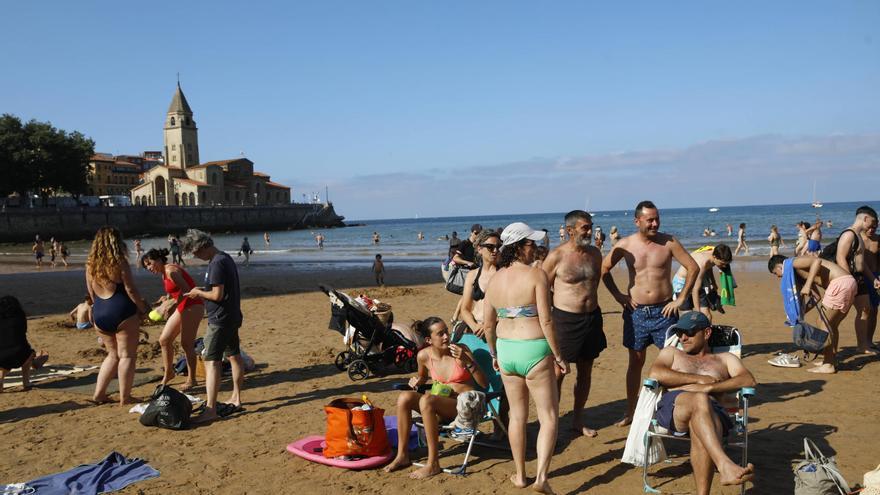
[182,229,244,422]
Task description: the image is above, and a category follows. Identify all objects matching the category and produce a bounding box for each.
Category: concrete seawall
[0,203,345,242]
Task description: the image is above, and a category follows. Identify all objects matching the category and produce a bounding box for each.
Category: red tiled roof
[253,171,269,177]
[265,181,290,189]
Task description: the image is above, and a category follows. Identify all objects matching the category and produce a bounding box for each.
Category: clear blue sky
[2,1,878,218]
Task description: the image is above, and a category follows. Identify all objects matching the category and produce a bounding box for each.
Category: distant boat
[708,207,719,213]
[811,180,823,208]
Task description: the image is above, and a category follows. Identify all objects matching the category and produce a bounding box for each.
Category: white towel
[621,385,667,466]
[453,390,486,431]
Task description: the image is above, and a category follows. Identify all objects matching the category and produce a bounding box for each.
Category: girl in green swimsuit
[483,222,568,494]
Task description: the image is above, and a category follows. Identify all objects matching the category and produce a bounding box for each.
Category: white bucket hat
[501,222,547,247]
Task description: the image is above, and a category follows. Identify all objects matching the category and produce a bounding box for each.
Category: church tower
[163,83,199,169]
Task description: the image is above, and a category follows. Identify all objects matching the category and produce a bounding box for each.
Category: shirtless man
[601,200,699,426]
[862,222,880,350]
[559,225,566,244]
[672,244,732,322]
[543,210,606,438]
[69,295,93,330]
[804,220,822,256]
[768,254,860,373]
[648,311,756,494]
[835,206,880,354]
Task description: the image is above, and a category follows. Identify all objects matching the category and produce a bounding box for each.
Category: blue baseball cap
[673,311,711,332]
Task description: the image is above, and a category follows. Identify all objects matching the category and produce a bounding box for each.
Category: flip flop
[216,402,242,418]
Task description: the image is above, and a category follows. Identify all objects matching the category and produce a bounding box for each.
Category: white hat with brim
[501,222,547,247]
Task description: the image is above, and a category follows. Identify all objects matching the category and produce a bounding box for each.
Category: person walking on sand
[734,223,748,256]
[601,201,699,427]
[264,232,271,247]
[672,244,732,322]
[32,236,44,269]
[768,254,860,373]
[594,226,605,253]
[484,222,569,494]
[86,227,150,405]
[59,241,70,268]
[768,225,785,256]
[610,225,620,246]
[372,254,385,286]
[141,248,203,390]
[49,237,58,268]
[833,206,880,354]
[559,224,566,244]
[648,312,756,494]
[238,237,253,266]
[134,239,144,268]
[182,229,245,422]
[542,210,606,438]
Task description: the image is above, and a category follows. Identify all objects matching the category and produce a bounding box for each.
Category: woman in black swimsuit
[459,231,501,338]
[85,227,149,405]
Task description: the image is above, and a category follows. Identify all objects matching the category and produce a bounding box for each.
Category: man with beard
[601,200,699,427]
[648,311,756,494]
[543,210,606,437]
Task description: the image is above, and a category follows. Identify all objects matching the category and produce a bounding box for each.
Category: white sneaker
[768,353,801,368]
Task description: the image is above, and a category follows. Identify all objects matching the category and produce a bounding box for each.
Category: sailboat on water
[811,180,823,208]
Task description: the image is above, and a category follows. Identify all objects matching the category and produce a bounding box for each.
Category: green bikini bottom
[496,338,551,377]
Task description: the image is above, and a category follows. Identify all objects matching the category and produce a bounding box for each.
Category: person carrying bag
[324,397,389,458]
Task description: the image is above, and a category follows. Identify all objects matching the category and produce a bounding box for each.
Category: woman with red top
[142,248,203,389]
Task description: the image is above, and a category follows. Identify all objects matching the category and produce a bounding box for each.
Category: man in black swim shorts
[543,210,606,437]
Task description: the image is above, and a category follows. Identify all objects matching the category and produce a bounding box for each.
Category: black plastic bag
[139,384,193,430]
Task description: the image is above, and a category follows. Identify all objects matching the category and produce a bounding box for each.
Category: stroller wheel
[347,359,370,381]
[334,351,352,371]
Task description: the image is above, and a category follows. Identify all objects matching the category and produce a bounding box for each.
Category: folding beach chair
[641,325,755,494]
[404,332,508,476]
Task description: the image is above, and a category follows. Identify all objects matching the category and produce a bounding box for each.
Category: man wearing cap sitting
[452,224,483,269]
[648,312,756,494]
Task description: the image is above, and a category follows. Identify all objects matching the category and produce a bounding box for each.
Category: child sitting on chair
[1,295,49,392]
[384,317,487,479]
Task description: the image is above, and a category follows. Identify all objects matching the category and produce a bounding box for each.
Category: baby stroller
[320,285,419,381]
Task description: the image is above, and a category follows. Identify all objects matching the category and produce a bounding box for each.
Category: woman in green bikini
[483,222,569,494]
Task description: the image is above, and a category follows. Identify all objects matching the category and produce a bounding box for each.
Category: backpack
[139,384,193,430]
[819,229,858,273]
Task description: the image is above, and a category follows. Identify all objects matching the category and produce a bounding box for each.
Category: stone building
[86,153,142,196]
[130,84,291,206]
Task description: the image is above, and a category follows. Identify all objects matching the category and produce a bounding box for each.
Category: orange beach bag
[323,398,389,458]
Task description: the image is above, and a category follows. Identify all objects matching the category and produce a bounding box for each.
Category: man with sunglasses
[672,244,733,322]
[601,200,699,427]
[648,311,756,494]
[452,224,483,269]
[543,210,606,438]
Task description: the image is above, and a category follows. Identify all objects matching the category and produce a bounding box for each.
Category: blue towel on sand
[20,451,159,494]
[781,258,801,327]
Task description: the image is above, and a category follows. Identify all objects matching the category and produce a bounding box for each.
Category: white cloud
[283,133,880,219]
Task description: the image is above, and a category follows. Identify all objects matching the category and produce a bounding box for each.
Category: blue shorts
[655,390,733,437]
[623,302,677,351]
[807,239,821,253]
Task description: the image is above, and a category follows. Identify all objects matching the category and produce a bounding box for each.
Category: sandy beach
[1,260,878,494]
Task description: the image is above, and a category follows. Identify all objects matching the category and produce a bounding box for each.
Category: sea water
[2,200,877,270]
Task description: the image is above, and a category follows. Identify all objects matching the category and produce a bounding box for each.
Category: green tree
[0,114,34,198]
[0,115,94,205]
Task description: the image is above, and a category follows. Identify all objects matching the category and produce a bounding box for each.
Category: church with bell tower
[163,83,200,169]
[131,83,291,207]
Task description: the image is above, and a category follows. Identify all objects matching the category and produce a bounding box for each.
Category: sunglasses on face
[673,327,703,337]
[480,243,500,252]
